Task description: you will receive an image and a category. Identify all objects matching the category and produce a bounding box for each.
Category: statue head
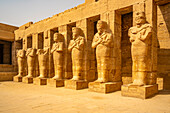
[53,33,64,42]
[26,48,36,56]
[17,49,25,58]
[135,12,146,25]
[72,27,81,40]
[97,20,107,35]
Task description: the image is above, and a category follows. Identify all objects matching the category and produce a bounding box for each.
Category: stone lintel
[64,80,88,90]
[13,76,22,82]
[121,84,158,99]
[88,82,122,93]
[47,79,64,87]
[22,77,33,84]
[33,78,47,85]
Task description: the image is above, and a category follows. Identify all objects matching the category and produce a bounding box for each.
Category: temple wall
[13,0,170,90]
[157,3,170,90]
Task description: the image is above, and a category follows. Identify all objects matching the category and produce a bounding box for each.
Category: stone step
[0,72,17,81]
[0,64,14,72]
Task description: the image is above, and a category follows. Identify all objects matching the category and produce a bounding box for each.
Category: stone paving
[0,81,170,113]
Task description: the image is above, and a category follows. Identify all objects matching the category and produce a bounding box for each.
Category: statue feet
[16,74,22,77]
[52,76,62,80]
[132,79,144,86]
[71,76,81,81]
[94,78,108,83]
[38,75,45,79]
[25,75,33,78]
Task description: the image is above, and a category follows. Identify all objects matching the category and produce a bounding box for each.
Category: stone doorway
[0,44,3,64]
[121,12,133,84]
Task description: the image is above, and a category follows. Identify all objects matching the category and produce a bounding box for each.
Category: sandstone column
[88,20,122,93]
[121,1,158,99]
[33,48,49,85]
[65,27,88,90]
[47,33,65,87]
[13,49,26,82]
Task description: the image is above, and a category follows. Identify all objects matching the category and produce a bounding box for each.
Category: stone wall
[157,3,170,90]
[0,23,18,81]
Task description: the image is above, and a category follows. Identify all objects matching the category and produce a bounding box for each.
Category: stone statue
[16,49,26,77]
[26,48,36,78]
[92,20,113,82]
[37,48,49,78]
[51,33,64,80]
[68,27,85,80]
[128,12,152,86]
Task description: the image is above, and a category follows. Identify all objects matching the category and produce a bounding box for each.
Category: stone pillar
[22,48,36,83]
[47,33,65,87]
[121,1,158,99]
[13,49,26,82]
[64,27,88,90]
[33,48,49,85]
[58,25,72,79]
[88,14,122,93]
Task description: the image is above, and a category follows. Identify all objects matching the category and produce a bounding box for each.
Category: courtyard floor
[0,81,170,113]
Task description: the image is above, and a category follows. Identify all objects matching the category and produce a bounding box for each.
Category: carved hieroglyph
[51,33,64,80]
[68,27,85,80]
[92,20,113,82]
[128,12,152,86]
[26,48,36,78]
[16,49,26,77]
[37,48,49,78]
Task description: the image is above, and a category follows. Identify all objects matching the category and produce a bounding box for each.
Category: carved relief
[51,33,64,80]
[16,49,26,77]
[37,48,49,78]
[128,12,153,86]
[26,48,36,78]
[92,20,113,82]
[68,27,85,80]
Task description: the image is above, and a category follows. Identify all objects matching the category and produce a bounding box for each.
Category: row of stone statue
[16,12,154,86]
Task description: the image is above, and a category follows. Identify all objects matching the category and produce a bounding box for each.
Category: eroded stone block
[47,79,64,87]
[33,78,47,85]
[22,77,33,84]
[88,82,122,93]
[121,84,158,99]
[13,76,22,82]
[65,80,88,90]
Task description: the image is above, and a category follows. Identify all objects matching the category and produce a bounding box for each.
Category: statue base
[13,76,22,82]
[22,77,33,84]
[121,84,158,99]
[47,79,64,87]
[33,78,47,85]
[64,80,88,90]
[88,82,122,93]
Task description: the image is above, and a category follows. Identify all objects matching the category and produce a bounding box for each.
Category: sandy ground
[0,81,170,113]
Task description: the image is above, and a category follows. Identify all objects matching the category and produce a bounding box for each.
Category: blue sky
[0,0,85,27]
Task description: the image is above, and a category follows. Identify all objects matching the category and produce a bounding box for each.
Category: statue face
[135,12,146,25]
[72,27,79,40]
[97,21,105,34]
[54,33,59,42]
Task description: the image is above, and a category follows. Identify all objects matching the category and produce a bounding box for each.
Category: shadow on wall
[157,3,170,91]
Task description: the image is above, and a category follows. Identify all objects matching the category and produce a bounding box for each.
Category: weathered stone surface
[13,76,22,82]
[121,84,158,99]
[65,80,88,90]
[47,79,64,87]
[22,77,33,84]
[89,82,122,93]
[33,78,47,85]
